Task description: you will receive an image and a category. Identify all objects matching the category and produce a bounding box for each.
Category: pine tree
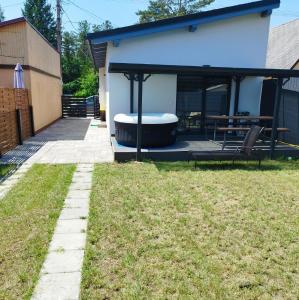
[0,5,5,22]
[136,0,215,23]
[22,0,56,47]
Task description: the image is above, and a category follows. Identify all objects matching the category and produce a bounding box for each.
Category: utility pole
[56,0,62,53]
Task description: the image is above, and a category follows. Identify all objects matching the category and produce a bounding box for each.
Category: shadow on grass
[153,159,299,172]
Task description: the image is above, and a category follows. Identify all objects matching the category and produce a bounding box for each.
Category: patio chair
[191,125,264,167]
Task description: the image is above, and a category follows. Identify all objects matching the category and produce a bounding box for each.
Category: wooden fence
[0,88,33,156]
[62,95,100,118]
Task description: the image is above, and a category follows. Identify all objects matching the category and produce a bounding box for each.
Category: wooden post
[270,78,283,159]
[16,109,23,145]
[130,74,134,113]
[136,73,144,161]
[29,105,35,136]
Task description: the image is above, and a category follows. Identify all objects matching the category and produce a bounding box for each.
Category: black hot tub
[114,113,178,147]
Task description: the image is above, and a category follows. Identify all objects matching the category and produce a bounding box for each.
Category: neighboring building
[87,0,281,136]
[267,18,299,91]
[0,17,62,132]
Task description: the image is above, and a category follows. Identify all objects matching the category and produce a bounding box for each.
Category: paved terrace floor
[0,118,113,164]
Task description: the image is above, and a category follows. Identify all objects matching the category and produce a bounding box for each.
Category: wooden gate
[0,88,33,156]
[62,95,100,118]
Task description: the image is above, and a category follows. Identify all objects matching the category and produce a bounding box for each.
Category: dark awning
[109,63,299,78]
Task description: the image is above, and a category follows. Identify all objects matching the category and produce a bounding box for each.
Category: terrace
[109,63,299,162]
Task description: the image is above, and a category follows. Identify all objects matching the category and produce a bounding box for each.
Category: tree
[136,0,215,23]
[62,20,113,96]
[61,31,81,83]
[22,0,56,47]
[0,5,4,22]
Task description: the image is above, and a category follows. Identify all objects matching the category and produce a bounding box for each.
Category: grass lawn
[0,164,16,180]
[82,161,299,299]
[0,164,75,300]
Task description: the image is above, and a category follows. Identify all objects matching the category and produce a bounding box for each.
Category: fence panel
[62,95,100,118]
[0,88,32,156]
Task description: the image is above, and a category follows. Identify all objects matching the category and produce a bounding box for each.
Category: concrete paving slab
[32,272,81,300]
[55,219,87,234]
[49,233,86,251]
[0,118,113,165]
[67,190,90,199]
[59,208,89,220]
[41,250,84,274]
[64,198,89,209]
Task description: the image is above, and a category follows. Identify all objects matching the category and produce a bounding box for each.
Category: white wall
[105,14,271,134]
[99,67,106,111]
[107,73,177,133]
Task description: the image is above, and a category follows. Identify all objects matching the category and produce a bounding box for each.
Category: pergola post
[130,74,134,113]
[136,73,144,161]
[270,77,283,159]
[233,76,241,116]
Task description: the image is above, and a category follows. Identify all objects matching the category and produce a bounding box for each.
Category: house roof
[108,62,299,78]
[0,17,26,28]
[87,0,280,69]
[267,18,299,69]
[0,17,59,53]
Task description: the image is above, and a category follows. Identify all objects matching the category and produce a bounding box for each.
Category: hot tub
[114,113,178,147]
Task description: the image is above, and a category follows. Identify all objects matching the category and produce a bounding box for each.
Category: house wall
[28,70,62,131]
[25,23,62,131]
[0,21,27,65]
[0,20,62,132]
[25,23,61,78]
[99,67,106,112]
[104,14,271,134]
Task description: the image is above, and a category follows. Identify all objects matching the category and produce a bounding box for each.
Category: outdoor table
[206,115,273,140]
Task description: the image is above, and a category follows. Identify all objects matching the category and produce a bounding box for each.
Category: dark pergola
[109,63,299,161]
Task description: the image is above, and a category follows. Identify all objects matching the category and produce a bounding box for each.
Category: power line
[63,0,119,27]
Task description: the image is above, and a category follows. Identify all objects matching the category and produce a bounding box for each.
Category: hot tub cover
[114,113,178,124]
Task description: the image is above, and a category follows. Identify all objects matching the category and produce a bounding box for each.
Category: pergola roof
[109,63,299,78]
[87,0,280,69]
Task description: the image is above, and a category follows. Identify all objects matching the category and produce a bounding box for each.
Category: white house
[87,0,281,136]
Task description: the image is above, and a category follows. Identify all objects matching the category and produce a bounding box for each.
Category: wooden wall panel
[0,88,31,155]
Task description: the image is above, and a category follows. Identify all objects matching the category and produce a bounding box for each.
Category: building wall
[0,20,62,131]
[25,23,61,78]
[0,21,27,65]
[28,70,62,131]
[107,73,177,133]
[104,14,271,134]
[99,67,106,112]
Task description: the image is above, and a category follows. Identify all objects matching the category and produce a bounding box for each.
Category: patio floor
[112,135,299,161]
[0,118,113,165]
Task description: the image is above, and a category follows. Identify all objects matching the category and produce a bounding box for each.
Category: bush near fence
[0,88,33,156]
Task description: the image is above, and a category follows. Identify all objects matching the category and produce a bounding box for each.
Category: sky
[1,0,299,32]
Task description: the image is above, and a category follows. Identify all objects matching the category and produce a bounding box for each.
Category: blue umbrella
[14,63,25,88]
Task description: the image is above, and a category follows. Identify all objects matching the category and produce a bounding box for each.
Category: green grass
[82,161,299,299]
[0,164,75,300]
[0,164,16,179]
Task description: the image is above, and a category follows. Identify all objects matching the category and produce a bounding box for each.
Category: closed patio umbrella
[14,63,25,88]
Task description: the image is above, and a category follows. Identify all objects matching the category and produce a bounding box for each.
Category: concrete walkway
[32,164,94,300]
[0,118,113,165]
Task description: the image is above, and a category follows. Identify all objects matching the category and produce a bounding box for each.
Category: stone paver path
[32,164,94,300]
[0,118,113,165]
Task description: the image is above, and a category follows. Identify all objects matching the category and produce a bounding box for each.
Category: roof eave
[87,0,279,45]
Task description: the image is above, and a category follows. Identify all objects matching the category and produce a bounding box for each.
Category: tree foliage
[62,20,112,97]
[22,0,56,47]
[136,0,215,23]
[0,5,4,22]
